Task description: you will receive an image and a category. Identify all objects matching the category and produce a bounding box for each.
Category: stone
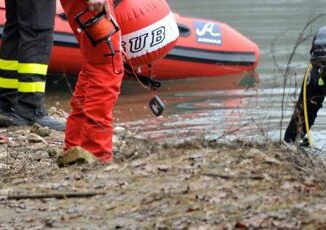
[114,126,126,135]
[30,123,51,137]
[104,164,119,172]
[57,146,98,167]
[26,133,46,143]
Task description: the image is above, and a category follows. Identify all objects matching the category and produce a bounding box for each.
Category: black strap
[124,64,161,90]
[113,0,123,8]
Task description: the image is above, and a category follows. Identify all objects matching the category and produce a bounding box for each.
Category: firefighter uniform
[0,0,56,120]
[61,0,124,162]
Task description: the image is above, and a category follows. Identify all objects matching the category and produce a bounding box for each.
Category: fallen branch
[7,191,106,200]
[203,173,264,180]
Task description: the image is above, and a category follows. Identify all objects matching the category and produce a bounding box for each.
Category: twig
[203,173,264,180]
[216,122,251,140]
[7,191,106,200]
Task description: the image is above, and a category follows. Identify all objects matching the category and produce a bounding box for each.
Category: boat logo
[194,21,222,45]
[121,12,179,60]
[124,26,166,54]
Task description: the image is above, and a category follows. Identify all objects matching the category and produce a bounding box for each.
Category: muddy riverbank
[1,123,326,229]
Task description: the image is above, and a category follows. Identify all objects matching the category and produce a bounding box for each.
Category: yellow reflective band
[318,77,325,86]
[0,77,18,89]
[18,63,48,75]
[0,59,19,71]
[18,81,46,93]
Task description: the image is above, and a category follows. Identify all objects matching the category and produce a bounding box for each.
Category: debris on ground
[1,125,326,229]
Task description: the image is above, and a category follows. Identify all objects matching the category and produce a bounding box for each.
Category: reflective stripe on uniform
[318,77,325,86]
[18,81,46,93]
[0,59,19,71]
[0,77,18,89]
[18,63,48,75]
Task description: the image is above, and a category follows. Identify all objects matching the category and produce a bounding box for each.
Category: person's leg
[9,0,65,130]
[61,0,123,162]
[64,68,88,150]
[284,65,324,143]
[0,0,19,113]
[15,0,55,119]
[79,61,123,162]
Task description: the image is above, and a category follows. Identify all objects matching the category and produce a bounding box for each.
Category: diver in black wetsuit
[284,27,326,145]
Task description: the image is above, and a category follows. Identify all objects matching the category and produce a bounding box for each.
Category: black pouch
[32,0,56,30]
[149,96,165,117]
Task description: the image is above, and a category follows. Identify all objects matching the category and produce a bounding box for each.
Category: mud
[1,122,326,229]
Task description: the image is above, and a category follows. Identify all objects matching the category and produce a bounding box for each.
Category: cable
[121,51,152,90]
[303,63,313,146]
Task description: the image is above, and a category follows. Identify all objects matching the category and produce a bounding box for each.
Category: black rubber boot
[34,115,66,131]
[0,108,31,127]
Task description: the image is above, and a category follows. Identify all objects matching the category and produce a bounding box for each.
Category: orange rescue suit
[60,0,123,162]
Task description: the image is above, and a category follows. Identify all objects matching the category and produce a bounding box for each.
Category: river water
[47,0,326,148]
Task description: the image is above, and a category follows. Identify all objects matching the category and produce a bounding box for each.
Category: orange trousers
[61,0,123,162]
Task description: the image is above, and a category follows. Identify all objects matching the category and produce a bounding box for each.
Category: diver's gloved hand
[299,137,310,147]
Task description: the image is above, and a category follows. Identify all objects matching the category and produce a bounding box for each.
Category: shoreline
[1,125,326,228]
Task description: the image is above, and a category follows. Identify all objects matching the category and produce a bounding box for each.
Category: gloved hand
[87,0,110,16]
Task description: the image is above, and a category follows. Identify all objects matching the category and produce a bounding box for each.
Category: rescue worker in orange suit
[60,0,124,162]
[0,0,66,131]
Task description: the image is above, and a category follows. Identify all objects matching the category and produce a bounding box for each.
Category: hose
[303,63,313,146]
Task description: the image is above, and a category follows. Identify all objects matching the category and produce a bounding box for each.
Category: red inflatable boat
[0,1,260,80]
